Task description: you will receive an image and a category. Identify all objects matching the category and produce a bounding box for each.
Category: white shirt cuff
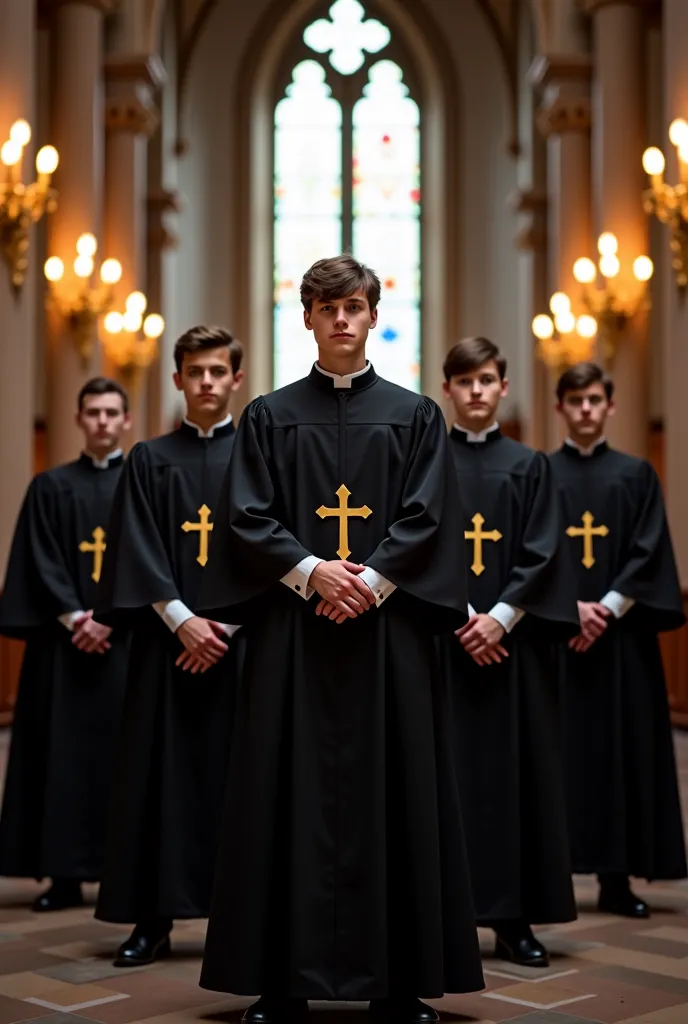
[222,623,242,638]
[153,599,195,633]
[58,610,87,631]
[600,591,635,619]
[358,566,396,608]
[467,602,477,618]
[488,602,525,634]
[281,555,323,600]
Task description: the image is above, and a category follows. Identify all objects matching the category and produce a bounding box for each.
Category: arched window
[273,0,421,391]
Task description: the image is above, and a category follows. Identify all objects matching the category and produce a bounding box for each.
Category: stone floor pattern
[2,731,688,1024]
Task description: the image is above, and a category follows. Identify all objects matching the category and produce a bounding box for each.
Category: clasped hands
[569,600,611,653]
[455,612,508,667]
[176,617,229,674]
[72,609,112,654]
[310,560,375,624]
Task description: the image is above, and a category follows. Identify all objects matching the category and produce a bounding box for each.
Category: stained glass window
[353,61,420,392]
[274,2,421,392]
[304,0,390,76]
[274,61,342,388]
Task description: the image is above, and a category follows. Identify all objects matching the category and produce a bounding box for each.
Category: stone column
[0,0,36,577]
[145,21,181,438]
[146,178,181,435]
[103,54,165,443]
[510,185,549,449]
[585,0,648,458]
[662,0,688,583]
[511,7,550,452]
[46,0,111,468]
[529,53,593,450]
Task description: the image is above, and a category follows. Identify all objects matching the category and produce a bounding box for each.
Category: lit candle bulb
[35,145,59,189]
[642,147,665,194]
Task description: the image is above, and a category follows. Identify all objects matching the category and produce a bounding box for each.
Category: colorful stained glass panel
[274,61,343,389]
[353,61,421,391]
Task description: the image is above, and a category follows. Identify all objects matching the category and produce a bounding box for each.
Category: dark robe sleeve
[0,474,82,638]
[364,397,469,633]
[610,461,684,631]
[95,443,182,626]
[199,397,315,621]
[496,452,579,636]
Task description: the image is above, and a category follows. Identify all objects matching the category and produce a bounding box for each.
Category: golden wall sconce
[44,233,123,366]
[102,291,165,390]
[532,292,598,374]
[571,232,653,359]
[642,118,688,291]
[0,119,59,292]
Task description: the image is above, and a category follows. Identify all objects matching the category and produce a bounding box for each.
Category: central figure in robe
[199,255,484,1024]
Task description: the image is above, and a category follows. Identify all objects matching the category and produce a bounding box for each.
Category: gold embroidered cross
[316,485,372,560]
[182,504,214,567]
[566,511,608,569]
[79,527,106,583]
[464,513,502,577]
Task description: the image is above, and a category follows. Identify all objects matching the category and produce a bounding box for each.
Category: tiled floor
[2,731,688,1023]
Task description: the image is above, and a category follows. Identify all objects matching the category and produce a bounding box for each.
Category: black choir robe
[549,442,687,880]
[0,454,129,882]
[438,428,578,925]
[198,364,484,1000]
[93,420,241,923]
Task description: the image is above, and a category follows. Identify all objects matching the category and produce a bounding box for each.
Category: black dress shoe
[369,998,439,1023]
[598,876,650,918]
[494,925,550,968]
[114,922,172,967]
[242,998,308,1023]
[32,879,84,913]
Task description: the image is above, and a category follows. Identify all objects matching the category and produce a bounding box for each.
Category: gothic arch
[229,0,460,404]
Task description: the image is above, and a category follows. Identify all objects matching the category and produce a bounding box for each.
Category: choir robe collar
[451,422,502,445]
[309,361,378,393]
[180,412,235,440]
[79,449,124,470]
[562,436,609,459]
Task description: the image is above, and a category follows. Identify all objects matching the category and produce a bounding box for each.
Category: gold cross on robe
[79,526,106,583]
[464,513,502,577]
[182,504,214,567]
[566,511,609,569]
[316,484,372,560]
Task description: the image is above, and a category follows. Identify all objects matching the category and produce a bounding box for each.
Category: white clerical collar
[452,422,500,443]
[183,412,233,438]
[314,360,370,389]
[565,435,606,457]
[84,448,123,470]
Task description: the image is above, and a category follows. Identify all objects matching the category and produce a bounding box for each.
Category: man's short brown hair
[300,254,381,313]
[556,361,614,403]
[443,337,507,381]
[174,325,243,375]
[77,377,129,413]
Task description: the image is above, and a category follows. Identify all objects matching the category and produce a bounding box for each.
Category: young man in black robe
[93,325,244,966]
[0,378,131,912]
[438,337,578,967]
[198,255,484,1023]
[550,361,686,917]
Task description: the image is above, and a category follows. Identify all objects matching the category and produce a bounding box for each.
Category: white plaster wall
[176,0,521,414]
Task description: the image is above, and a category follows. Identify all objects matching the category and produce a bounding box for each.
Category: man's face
[557,382,613,442]
[304,291,377,363]
[173,346,243,420]
[76,393,131,453]
[442,360,508,430]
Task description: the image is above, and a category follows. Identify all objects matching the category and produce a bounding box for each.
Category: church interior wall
[646,16,664,425]
[176,0,521,416]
